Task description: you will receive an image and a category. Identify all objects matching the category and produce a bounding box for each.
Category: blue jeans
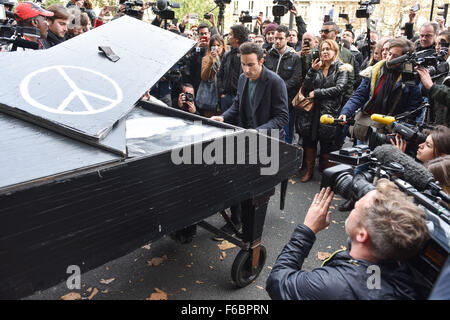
[220,94,235,113]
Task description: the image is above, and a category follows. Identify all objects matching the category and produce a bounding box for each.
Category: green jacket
[301,44,355,104]
[429,83,450,127]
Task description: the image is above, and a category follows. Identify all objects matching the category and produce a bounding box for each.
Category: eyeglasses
[319,29,334,34]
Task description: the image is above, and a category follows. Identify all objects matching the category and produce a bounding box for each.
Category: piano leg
[231,188,274,287]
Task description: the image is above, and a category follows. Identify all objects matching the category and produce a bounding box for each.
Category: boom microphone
[371,114,397,126]
[320,114,355,125]
[372,144,433,191]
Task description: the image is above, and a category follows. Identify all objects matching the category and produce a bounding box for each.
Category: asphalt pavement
[25,162,350,301]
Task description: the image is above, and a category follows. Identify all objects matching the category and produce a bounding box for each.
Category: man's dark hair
[231,24,249,45]
[239,41,264,60]
[389,37,415,54]
[46,4,70,21]
[343,29,355,40]
[323,21,338,31]
[198,23,210,32]
[275,25,289,38]
[182,83,194,90]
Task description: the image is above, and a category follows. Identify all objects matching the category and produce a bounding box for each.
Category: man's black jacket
[266,224,424,300]
[264,45,301,101]
[216,47,242,97]
[43,30,65,49]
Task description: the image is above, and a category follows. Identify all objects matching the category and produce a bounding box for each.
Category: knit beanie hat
[264,22,278,36]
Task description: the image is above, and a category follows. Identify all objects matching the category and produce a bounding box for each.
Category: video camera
[239,11,256,24]
[272,0,294,17]
[386,50,450,86]
[356,0,380,19]
[120,0,145,20]
[366,121,427,150]
[321,144,450,295]
[151,0,180,20]
[0,23,40,51]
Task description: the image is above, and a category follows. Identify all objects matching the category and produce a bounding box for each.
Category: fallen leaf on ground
[195,280,204,284]
[219,251,227,261]
[141,243,152,250]
[218,240,236,251]
[318,252,331,261]
[146,288,168,300]
[340,246,347,250]
[88,288,99,300]
[181,288,187,292]
[289,179,296,185]
[147,255,168,267]
[61,292,81,300]
[256,285,264,290]
[102,290,109,294]
[100,278,115,285]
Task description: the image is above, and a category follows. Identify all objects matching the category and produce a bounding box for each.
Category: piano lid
[0,16,195,155]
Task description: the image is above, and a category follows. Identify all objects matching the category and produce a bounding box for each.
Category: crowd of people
[2,0,450,300]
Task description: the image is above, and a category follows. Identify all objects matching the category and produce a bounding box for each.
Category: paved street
[25,161,350,301]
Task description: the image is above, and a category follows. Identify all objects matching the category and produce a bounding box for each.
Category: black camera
[356,0,380,19]
[183,92,194,102]
[387,51,450,86]
[121,0,145,20]
[204,13,211,19]
[151,0,180,20]
[239,11,255,24]
[367,122,427,150]
[321,146,450,296]
[272,0,294,17]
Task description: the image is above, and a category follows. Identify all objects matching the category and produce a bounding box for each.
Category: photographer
[391,125,450,167]
[289,5,307,49]
[42,5,70,48]
[266,180,429,300]
[12,1,54,50]
[186,23,211,93]
[177,83,198,115]
[264,25,302,143]
[417,67,450,127]
[416,22,439,59]
[339,38,423,143]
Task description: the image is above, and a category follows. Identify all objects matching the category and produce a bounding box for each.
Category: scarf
[372,64,401,115]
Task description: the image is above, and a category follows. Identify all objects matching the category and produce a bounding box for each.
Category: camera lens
[334,173,354,199]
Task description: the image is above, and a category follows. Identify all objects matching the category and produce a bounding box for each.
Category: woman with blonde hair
[298,39,353,182]
[198,34,228,117]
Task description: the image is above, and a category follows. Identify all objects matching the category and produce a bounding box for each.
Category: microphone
[385,53,410,68]
[372,145,433,191]
[320,114,355,125]
[371,114,397,126]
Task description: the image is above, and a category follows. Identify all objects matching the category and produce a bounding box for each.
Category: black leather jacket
[266,224,425,300]
[300,60,350,140]
[216,47,242,96]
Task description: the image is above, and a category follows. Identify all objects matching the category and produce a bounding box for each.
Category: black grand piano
[0,16,301,299]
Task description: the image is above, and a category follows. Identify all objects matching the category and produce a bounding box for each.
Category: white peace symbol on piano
[20,65,123,115]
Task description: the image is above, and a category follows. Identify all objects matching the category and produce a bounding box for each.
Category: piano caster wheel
[231,245,267,288]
